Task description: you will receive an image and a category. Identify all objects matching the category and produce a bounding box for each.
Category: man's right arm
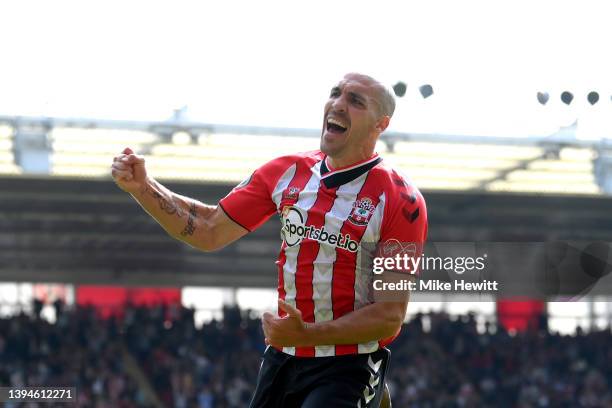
[111,147,248,251]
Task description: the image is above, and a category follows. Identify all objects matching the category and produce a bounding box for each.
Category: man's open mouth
[326,117,348,134]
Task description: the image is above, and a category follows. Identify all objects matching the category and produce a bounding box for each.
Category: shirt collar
[319,154,382,188]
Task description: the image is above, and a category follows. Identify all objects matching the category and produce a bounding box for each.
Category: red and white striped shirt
[219,150,428,357]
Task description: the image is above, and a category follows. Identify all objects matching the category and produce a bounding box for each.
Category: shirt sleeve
[218,158,286,232]
[377,174,428,348]
[378,179,428,276]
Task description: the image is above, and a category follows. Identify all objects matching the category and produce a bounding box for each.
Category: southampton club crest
[282,186,301,201]
[348,197,376,226]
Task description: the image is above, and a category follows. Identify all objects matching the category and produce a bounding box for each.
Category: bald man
[111,73,427,407]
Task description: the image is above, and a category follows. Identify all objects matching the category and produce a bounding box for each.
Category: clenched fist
[262,299,311,347]
[111,147,148,194]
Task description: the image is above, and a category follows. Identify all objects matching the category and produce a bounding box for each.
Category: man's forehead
[333,75,379,97]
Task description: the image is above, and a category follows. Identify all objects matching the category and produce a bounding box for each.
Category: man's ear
[376,115,391,133]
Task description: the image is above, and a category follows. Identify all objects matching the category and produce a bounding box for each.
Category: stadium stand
[2,303,611,407]
[0,125,20,175]
[2,175,611,287]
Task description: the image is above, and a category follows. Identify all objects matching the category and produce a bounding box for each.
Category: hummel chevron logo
[363,386,376,405]
[400,191,417,204]
[392,177,406,187]
[369,374,380,388]
[356,357,383,407]
[368,356,382,373]
[402,207,420,223]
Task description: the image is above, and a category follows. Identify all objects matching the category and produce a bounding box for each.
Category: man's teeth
[328,118,347,129]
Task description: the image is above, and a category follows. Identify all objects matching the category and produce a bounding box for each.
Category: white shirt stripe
[281,161,322,355]
[271,163,297,207]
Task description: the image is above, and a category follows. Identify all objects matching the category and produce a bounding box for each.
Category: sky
[1,0,611,138]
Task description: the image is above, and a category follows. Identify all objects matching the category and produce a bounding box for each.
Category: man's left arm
[263,298,407,347]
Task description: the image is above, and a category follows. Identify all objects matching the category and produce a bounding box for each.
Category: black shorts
[249,346,390,408]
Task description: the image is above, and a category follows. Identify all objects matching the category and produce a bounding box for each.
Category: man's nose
[331,95,347,112]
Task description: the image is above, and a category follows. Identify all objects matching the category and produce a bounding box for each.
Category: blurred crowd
[1,302,611,408]
[0,302,149,407]
[122,303,262,408]
[389,313,612,408]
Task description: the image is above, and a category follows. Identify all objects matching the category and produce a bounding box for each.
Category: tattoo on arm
[147,189,186,217]
[180,202,197,236]
[138,182,198,237]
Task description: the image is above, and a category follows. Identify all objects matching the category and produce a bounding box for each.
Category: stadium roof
[0,115,608,195]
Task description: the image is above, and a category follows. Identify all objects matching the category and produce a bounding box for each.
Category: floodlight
[419,84,434,99]
[537,92,549,105]
[587,91,599,105]
[561,91,574,105]
[392,82,407,97]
